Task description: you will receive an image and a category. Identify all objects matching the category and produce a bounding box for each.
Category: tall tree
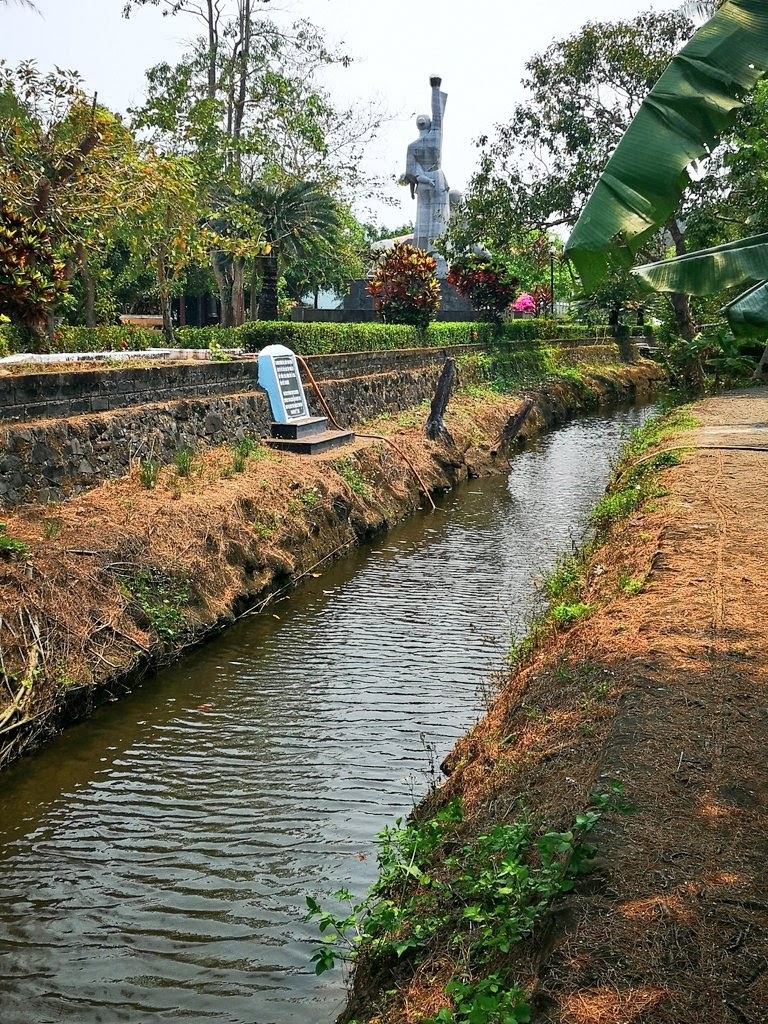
[458,8,702,333]
[282,203,368,308]
[0,61,136,328]
[127,2,380,326]
[120,154,210,343]
[565,0,768,372]
[244,181,340,321]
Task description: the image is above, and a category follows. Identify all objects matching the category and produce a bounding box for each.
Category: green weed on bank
[307,784,630,1024]
[456,345,600,401]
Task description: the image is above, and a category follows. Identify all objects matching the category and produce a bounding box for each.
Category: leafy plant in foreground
[124,567,191,643]
[306,796,602,982]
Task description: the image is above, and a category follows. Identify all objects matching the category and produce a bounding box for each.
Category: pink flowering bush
[511,293,537,314]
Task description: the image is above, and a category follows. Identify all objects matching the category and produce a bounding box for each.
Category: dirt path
[536,389,768,1023]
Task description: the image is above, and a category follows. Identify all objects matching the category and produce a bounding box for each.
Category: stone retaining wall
[0,340,630,507]
[0,366,450,506]
[0,346,487,425]
[0,341,626,424]
[0,360,257,424]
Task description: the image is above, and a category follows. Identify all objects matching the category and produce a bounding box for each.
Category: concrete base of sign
[266,414,355,455]
[270,415,330,441]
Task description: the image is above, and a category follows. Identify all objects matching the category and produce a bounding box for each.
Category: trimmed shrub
[0,318,653,359]
[175,326,242,349]
[50,325,162,352]
[240,321,479,354]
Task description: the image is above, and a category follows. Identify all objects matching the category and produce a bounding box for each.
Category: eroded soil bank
[340,388,767,1024]
[0,361,661,771]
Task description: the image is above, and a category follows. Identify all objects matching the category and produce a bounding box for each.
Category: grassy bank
[316,405,695,1024]
[0,359,662,772]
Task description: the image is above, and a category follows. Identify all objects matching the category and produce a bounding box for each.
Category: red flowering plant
[366,243,441,330]
[531,285,552,315]
[447,255,520,323]
[0,206,65,351]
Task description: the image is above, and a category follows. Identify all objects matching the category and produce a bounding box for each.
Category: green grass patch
[550,602,593,627]
[138,458,160,489]
[172,445,195,478]
[123,567,191,643]
[619,571,647,597]
[334,458,371,499]
[0,523,29,560]
[541,552,584,602]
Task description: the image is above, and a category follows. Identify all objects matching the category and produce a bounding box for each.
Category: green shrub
[173,445,195,477]
[125,568,191,643]
[0,523,29,560]
[447,256,520,323]
[50,325,162,353]
[240,320,429,354]
[0,317,649,358]
[175,326,241,349]
[139,458,161,489]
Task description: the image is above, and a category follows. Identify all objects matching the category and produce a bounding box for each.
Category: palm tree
[564,0,768,369]
[245,181,340,321]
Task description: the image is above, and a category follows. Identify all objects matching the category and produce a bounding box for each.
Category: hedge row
[0,319,653,358]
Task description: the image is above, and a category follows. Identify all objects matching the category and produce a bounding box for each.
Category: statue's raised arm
[430,75,447,151]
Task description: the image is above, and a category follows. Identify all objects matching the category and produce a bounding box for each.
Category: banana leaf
[565,0,768,291]
[634,232,768,294]
[633,233,768,332]
[722,280,768,332]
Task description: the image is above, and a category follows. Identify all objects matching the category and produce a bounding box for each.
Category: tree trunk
[232,257,245,326]
[156,255,175,346]
[211,252,234,327]
[495,398,534,449]
[205,0,218,100]
[425,359,457,444]
[665,216,705,388]
[75,241,96,328]
[261,256,280,321]
[248,263,260,321]
[668,291,695,342]
[668,292,704,390]
[231,0,251,173]
[754,341,768,378]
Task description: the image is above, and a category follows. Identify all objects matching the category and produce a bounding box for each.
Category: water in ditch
[0,403,657,1024]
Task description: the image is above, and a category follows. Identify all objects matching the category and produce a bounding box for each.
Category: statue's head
[416,114,431,131]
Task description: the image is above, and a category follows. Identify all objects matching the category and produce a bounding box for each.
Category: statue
[400,76,453,268]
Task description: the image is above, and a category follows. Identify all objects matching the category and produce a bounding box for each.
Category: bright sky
[2,0,685,224]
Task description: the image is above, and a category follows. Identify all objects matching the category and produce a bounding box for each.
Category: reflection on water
[0,405,655,1023]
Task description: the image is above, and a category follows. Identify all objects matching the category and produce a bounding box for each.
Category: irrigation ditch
[0,355,663,772]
